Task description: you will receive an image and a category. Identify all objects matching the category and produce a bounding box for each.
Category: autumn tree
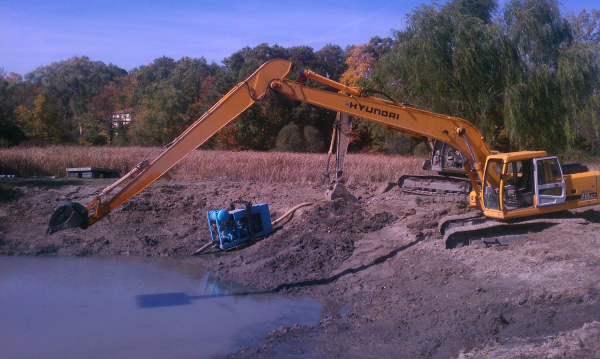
[25,56,126,142]
[80,75,138,145]
[339,37,395,152]
[15,92,69,143]
[340,44,376,87]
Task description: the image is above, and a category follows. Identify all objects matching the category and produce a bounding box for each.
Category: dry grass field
[0,146,431,184]
[2,146,599,184]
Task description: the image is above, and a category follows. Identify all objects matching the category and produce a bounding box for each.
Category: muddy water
[0,256,322,359]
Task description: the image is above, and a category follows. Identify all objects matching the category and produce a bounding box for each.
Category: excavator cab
[480,152,567,216]
[428,140,466,175]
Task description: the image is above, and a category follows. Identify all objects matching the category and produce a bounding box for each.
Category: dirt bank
[1,177,600,358]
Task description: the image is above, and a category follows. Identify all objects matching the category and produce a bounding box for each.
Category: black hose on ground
[190,241,214,256]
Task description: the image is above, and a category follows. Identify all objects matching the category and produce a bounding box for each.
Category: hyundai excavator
[47,59,600,248]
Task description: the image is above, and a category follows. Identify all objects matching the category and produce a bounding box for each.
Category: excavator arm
[47,59,492,235]
[270,73,492,174]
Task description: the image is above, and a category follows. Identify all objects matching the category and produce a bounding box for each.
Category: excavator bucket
[325,183,360,203]
[46,201,89,235]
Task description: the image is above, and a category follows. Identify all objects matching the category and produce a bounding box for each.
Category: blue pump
[207,203,273,249]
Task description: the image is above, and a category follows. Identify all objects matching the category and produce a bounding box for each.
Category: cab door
[533,157,566,207]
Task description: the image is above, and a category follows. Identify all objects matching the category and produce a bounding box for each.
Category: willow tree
[501,0,600,153]
[567,9,600,154]
[373,0,600,154]
[373,0,503,146]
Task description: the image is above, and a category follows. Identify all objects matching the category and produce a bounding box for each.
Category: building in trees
[111,109,134,129]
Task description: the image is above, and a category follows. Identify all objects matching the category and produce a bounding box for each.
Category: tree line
[1,0,599,157]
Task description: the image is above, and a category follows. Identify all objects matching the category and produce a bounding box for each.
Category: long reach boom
[48,59,493,234]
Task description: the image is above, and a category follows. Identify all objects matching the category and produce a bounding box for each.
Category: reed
[0,146,431,184]
[3,146,598,184]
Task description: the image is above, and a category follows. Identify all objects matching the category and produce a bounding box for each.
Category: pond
[0,256,323,358]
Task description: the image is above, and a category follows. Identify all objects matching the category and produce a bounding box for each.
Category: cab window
[483,159,502,210]
[503,160,534,211]
[537,158,563,196]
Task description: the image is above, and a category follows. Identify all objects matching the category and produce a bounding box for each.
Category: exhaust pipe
[47,201,89,235]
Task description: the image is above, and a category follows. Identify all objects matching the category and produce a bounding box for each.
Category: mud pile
[211,199,396,290]
[301,199,396,234]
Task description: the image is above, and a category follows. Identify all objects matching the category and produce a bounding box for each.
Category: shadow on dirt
[573,209,600,224]
[272,234,426,292]
[447,222,559,249]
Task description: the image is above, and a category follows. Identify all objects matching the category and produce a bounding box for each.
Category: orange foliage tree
[340,44,376,87]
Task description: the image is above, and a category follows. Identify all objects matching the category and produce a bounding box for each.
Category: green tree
[373,0,502,145]
[303,126,325,153]
[25,56,126,141]
[276,123,303,152]
[501,0,600,153]
[370,0,600,155]
[215,43,340,151]
[315,44,347,81]
[566,9,600,155]
[131,80,187,145]
[0,69,30,145]
[126,56,221,146]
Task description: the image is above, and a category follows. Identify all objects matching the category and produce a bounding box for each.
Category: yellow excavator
[47,59,600,248]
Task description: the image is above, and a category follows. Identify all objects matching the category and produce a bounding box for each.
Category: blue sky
[1,0,596,76]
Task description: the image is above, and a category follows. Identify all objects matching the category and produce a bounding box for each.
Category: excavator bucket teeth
[47,201,89,235]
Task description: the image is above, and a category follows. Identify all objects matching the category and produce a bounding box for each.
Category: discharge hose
[271,202,314,228]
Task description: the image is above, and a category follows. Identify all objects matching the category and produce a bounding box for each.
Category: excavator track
[438,212,485,234]
[398,175,471,197]
[442,216,563,249]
